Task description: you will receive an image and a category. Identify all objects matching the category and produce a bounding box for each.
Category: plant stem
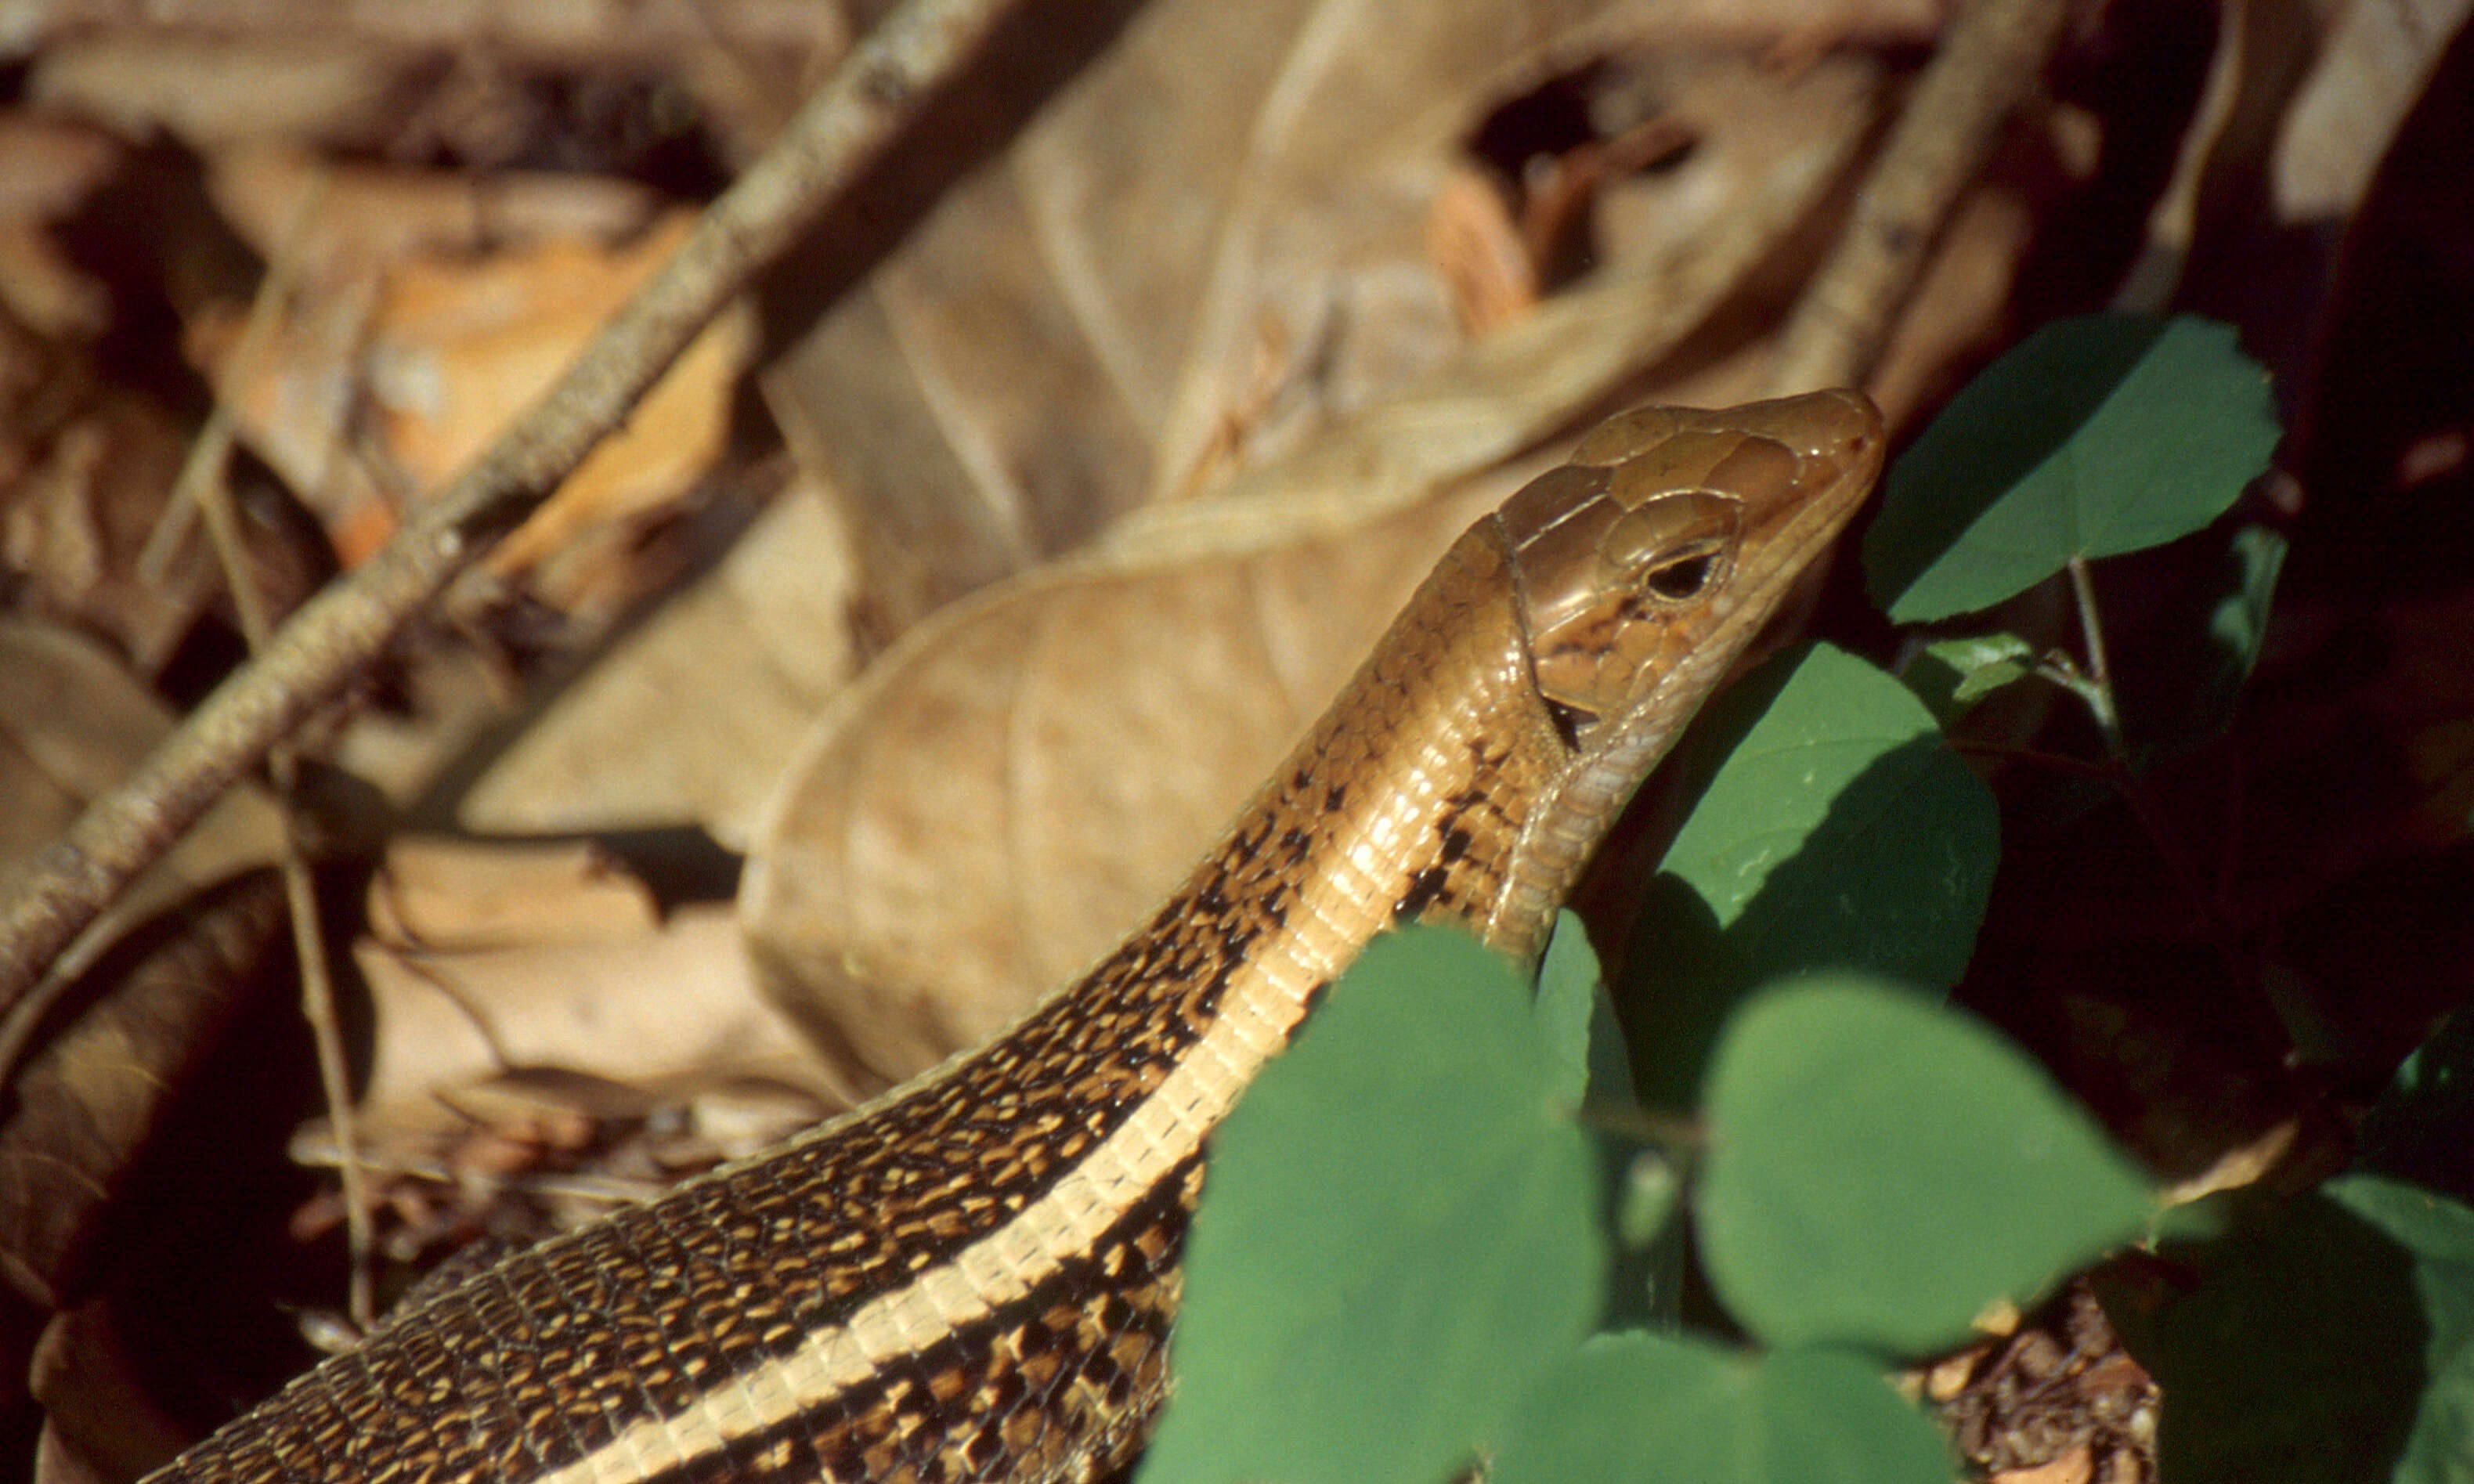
[2065,555,2129,763]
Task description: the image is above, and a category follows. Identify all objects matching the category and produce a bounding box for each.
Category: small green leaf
[1139,926,1605,1484]
[1620,644,1999,1106]
[2115,1175,2474,1484]
[1697,976,2154,1353]
[1865,314,2280,623]
[1903,632,2038,725]
[2360,1004,2474,1206]
[2113,522,2289,767]
[1491,1334,1952,1484]
[2210,525,2287,695]
[1616,1148,1682,1251]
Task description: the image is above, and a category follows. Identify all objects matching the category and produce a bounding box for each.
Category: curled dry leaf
[371,208,756,605]
[1,392,224,673]
[206,145,666,294]
[455,478,858,844]
[367,836,664,953]
[190,194,752,605]
[765,1,1880,630]
[352,845,839,1150]
[744,13,1885,1092]
[427,40,1884,861]
[30,33,428,153]
[744,480,1513,1090]
[0,875,288,1313]
[0,621,282,985]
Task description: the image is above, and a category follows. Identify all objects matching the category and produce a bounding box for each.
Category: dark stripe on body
[155,830,1292,1483]
[614,1158,1199,1484]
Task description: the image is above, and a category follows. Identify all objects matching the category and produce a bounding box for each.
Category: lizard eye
[1646,552,1717,601]
[1601,490,1739,605]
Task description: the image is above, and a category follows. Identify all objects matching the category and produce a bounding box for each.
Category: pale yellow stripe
[529,911,1342,1484]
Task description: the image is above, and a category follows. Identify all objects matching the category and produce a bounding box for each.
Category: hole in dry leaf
[1461,60,1701,296]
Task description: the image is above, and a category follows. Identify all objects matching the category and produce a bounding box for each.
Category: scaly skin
[150,390,1884,1484]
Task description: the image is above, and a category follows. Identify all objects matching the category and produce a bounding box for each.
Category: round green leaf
[1537,909,1605,1107]
[1656,645,1995,975]
[1864,314,2279,623]
[2117,1175,2474,1484]
[1622,643,1999,1108]
[1492,1334,1952,1484]
[1137,926,1605,1484]
[1698,976,2154,1353]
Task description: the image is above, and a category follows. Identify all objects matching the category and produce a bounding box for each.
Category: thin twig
[1764,0,2073,395]
[279,857,369,1324]
[2109,0,2248,314]
[136,207,309,586]
[179,162,387,1329]
[0,0,1020,1019]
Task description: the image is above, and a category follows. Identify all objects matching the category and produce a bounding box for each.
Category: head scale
[1494,390,1884,747]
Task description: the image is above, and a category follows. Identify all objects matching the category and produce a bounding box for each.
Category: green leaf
[1697,976,2154,1353]
[1491,1334,1952,1484]
[2339,1179,2474,1484]
[2360,1003,2474,1207]
[1537,909,1603,1108]
[1138,926,1605,1484]
[2112,522,2289,767]
[2114,1174,2474,1484]
[1619,644,2000,1106]
[1864,314,2280,623]
[1902,632,2038,726]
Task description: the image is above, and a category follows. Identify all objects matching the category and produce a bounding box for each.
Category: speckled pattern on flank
[148,392,1883,1484]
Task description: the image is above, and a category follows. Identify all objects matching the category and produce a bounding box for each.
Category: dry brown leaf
[0,112,118,340]
[2274,0,2474,223]
[0,222,108,342]
[455,479,858,845]
[30,1298,193,1484]
[13,5,845,179]
[9,2,844,72]
[190,197,753,605]
[1995,1446,2097,1484]
[1425,165,1540,335]
[368,208,755,598]
[744,478,1519,1090]
[206,145,665,292]
[765,0,1877,634]
[352,897,839,1147]
[0,621,282,985]
[30,34,426,150]
[741,17,1881,1091]
[1657,0,1946,41]
[2154,1118,2298,1207]
[1867,182,2039,428]
[0,876,287,1314]
[366,837,664,953]
[0,111,118,221]
[1,394,222,673]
